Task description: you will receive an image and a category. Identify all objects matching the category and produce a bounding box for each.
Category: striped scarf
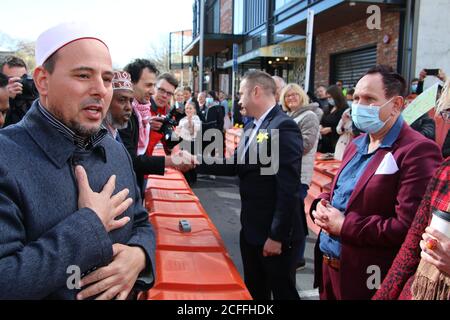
[132,99,152,155]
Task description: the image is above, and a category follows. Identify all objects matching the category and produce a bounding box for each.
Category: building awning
[183,33,245,56]
[223,40,306,68]
[274,0,405,36]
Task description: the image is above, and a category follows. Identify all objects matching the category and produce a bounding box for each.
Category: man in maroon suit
[311,65,443,300]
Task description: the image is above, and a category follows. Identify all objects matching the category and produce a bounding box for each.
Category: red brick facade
[220,0,233,34]
[314,11,400,89]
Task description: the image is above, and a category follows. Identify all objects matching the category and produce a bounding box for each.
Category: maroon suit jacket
[312,122,443,300]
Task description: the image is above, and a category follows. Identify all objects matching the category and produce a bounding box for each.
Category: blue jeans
[298,184,309,263]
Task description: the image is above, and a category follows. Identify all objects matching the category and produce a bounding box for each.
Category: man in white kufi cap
[0,22,156,300]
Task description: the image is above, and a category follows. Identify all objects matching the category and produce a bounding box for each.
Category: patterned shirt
[37,101,107,150]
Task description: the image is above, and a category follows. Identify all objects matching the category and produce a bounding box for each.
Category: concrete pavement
[191,175,319,300]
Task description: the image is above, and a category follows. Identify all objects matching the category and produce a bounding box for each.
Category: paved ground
[191,175,319,300]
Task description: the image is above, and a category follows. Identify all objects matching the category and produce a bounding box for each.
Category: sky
[0,0,193,68]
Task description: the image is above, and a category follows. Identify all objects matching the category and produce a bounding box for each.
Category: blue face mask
[206,97,214,106]
[411,84,418,93]
[351,98,394,134]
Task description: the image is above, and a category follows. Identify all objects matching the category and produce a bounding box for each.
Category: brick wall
[314,12,400,90]
[220,0,233,34]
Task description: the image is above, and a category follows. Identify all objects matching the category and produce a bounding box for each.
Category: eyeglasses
[441,110,450,123]
[285,93,299,99]
[157,87,174,97]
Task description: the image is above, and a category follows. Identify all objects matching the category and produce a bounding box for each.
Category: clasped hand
[312,200,345,236]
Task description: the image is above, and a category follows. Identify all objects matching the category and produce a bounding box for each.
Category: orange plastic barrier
[141,148,252,300]
[151,216,224,252]
[148,200,207,218]
[152,251,247,291]
[147,179,190,191]
[306,153,342,235]
[148,168,186,181]
[148,289,251,300]
[145,189,197,202]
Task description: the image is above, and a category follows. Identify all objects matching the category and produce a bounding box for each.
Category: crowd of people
[0,21,448,300]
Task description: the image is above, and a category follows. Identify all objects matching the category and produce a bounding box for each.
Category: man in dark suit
[198,71,304,300]
[311,65,443,300]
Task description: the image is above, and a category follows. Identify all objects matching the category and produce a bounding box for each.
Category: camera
[15,74,38,102]
[158,114,182,150]
[6,74,39,126]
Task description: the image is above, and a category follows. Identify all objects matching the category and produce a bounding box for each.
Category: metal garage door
[331,46,377,89]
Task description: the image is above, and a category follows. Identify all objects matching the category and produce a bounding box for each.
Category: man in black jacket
[1,56,38,127]
[118,62,194,197]
[198,71,304,300]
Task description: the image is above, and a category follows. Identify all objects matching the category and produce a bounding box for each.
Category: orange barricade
[148,168,186,181]
[148,200,207,218]
[148,289,251,300]
[306,153,342,235]
[151,251,247,291]
[140,145,252,300]
[147,179,190,191]
[145,189,198,202]
[150,216,224,253]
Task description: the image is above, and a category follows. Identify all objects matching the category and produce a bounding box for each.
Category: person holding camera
[119,63,195,198]
[145,73,179,157]
[415,68,447,95]
[0,56,38,127]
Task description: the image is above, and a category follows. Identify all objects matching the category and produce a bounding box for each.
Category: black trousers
[240,231,301,300]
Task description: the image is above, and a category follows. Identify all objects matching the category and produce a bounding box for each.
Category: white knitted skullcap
[35,22,109,66]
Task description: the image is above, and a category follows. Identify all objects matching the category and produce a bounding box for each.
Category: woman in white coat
[280,83,323,269]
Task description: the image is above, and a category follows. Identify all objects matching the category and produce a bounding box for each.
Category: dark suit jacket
[119,109,165,191]
[199,106,305,246]
[311,122,443,300]
[319,107,347,154]
[197,103,225,132]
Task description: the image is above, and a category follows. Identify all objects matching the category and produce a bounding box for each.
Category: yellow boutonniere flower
[256,132,269,143]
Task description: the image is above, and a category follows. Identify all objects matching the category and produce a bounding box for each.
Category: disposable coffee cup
[430,210,450,238]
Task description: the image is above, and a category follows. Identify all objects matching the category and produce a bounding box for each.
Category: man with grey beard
[110,70,196,199]
[104,71,134,141]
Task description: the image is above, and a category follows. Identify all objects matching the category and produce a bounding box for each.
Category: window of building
[234,0,244,34]
[275,0,296,10]
[245,0,267,33]
[206,0,220,34]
